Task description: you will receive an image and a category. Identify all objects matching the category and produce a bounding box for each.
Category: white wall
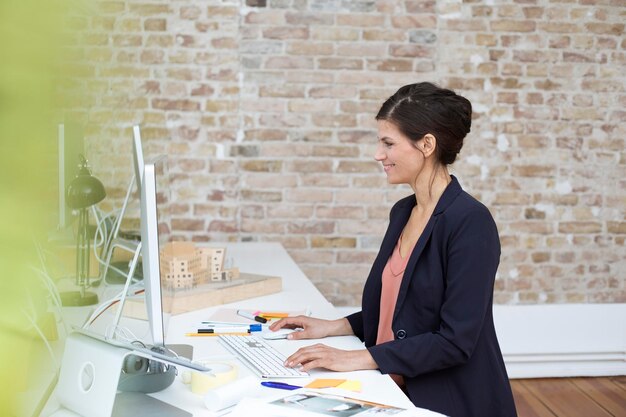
[336,304,626,378]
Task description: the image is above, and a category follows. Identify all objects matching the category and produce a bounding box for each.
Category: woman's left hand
[284,344,378,373]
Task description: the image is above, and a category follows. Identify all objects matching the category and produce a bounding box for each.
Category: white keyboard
[219,335,309,378]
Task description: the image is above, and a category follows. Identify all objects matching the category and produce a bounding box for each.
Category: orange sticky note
[305,379,347,389]
[337,380,362,392]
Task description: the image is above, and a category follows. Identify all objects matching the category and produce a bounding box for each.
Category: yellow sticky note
[337,380,362,392]
[305,378,346,389]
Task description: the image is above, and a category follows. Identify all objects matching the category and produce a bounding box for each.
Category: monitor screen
[57,122,84,229]
[139,156,172,347]
[132,125,144,193]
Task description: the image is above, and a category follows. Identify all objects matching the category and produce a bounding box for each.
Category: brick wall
[60,0,625,306]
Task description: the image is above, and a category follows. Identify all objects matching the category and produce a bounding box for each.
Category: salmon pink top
[376,235,415,386]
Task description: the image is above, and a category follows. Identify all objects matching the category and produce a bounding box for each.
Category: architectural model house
[160,241,239,290]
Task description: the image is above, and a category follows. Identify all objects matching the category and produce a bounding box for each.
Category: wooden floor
[511,376,626,417]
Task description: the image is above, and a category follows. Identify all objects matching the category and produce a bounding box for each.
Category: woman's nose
[374,144,385,161]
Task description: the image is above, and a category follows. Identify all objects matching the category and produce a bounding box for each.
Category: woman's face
[374,120,424,185]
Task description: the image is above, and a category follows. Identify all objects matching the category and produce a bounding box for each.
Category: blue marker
[261,381,302,391]
[199,324,262,332]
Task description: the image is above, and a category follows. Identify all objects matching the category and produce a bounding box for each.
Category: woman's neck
[411,165,451,211]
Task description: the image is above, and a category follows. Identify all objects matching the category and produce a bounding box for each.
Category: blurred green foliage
[0,0,69,415]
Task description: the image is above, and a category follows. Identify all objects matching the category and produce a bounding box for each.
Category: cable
[82,287,144,329]
[33,242,70,336]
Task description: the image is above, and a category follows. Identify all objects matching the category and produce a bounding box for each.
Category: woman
[271,82,517,417]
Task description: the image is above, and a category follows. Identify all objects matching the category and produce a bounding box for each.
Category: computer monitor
[57,122,84,229]
[100,125,145,284]
[132,125,144,193]
[139,157,171,347]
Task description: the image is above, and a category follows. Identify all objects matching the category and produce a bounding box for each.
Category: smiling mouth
[383,164,394,172]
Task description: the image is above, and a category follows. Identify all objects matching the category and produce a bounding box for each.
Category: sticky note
[305,379,346,389]
[337,380,362,392]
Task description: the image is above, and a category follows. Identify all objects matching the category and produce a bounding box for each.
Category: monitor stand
[56,333,192,417]
[112,392,191,417]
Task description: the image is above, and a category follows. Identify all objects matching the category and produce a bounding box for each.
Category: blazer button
[396,329,406,339]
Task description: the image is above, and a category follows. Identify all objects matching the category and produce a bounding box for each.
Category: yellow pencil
[259,312,289,318]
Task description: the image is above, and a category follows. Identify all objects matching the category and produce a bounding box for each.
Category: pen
[198,328,251,334]
[237,309,268,323]
[185,332,250,337]
[200,324,262,332]
[261,381,302,391]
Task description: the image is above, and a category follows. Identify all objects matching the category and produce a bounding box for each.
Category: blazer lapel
[393,215,438,320]
[392,176,463,321]
[378,199,414,265]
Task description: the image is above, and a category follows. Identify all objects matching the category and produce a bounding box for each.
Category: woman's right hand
[269,316,353,340]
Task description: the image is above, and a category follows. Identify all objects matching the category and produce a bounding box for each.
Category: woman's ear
[421,134,437,158]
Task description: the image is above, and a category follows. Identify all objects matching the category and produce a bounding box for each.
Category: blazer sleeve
[346,311,365,342]
[367,207,501,377]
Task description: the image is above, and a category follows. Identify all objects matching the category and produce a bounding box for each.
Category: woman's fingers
[284,345,377,372]
[285,344,340,371]
[269,316,302,331]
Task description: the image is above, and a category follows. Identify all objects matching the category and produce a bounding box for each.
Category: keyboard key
[219,335,308,378]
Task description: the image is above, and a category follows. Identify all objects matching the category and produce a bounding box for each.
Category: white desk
[45,242,416,416]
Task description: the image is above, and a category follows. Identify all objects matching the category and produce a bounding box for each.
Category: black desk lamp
[60,155,106,307]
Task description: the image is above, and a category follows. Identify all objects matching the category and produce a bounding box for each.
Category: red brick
[312,145,359,158]
[389,44,434,58]
[585,23,625,36]
[309,86,357,98]
[212,38,237,49]
[559,222,603,234]
[146,35,174,47]
[263,27,309,39]
[285,12,334,25]
[367,59,413,72]
[607,222,626,234]
[391,15,437,29]
[287,160,333,173]
[312,114,356,128]
[140,50,164,64]
[312,27,359,41]
[151,99,200,111]
[286,41,334,55]
[288,221,335,234]
[129,4,171,14]
[172,218,204,231]
[259,85,305,98]
[318,58,363,70]
[112,35,142,47]
[144,18,166,31]
[265,56,313,69]
[316,206,365,219]
[491,20,536,32]
[362,29,406,42]
[445,19,488,31]
[207,6,238,17]
[405,0,436,13]
[180,6,201,19]
[311,237,357,248]
[337,14,386,27]
[208,221,238,233]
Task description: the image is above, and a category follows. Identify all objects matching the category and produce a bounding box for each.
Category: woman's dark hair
[376,82,472,165]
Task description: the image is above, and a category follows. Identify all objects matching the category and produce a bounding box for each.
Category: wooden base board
[121,272,282,319]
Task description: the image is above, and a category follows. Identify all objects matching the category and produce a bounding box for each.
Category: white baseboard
[335,304,626,378]
[494,303,626,378]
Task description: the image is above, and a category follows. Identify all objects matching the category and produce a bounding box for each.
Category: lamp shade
[66,167,106,209]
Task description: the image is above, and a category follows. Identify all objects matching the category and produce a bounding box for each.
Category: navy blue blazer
[346,176,517,417]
